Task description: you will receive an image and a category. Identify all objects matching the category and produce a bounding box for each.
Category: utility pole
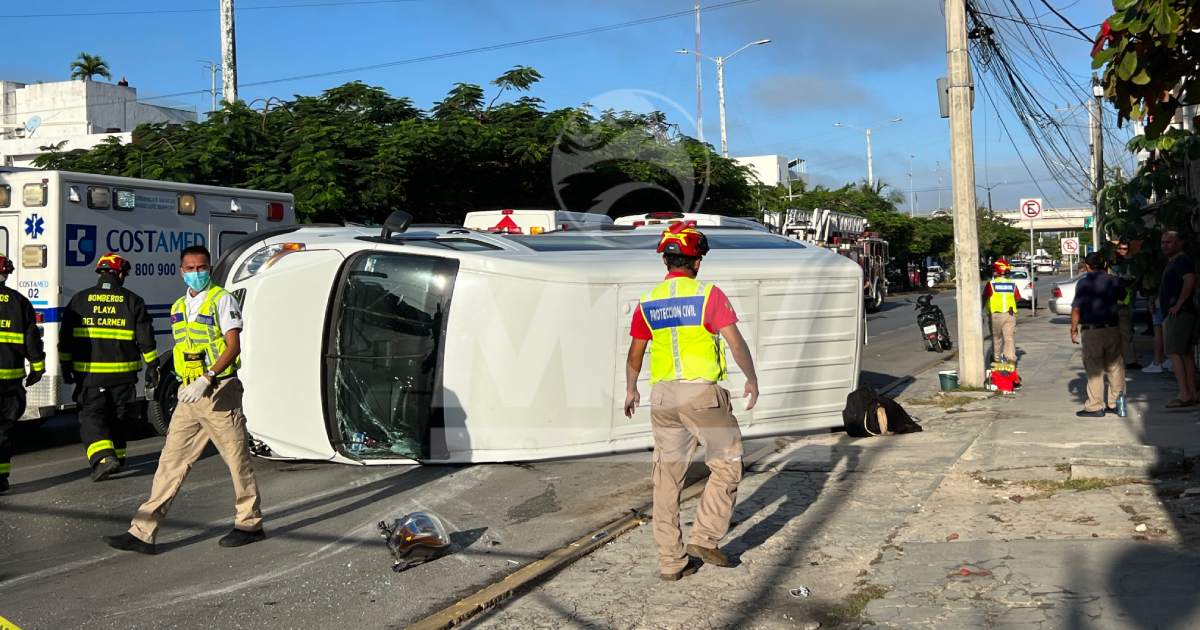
[945,0,985,387]
[693,1,703,143]
[220,0,238,104]
[1089,74,1104,251]
[716,56,728,158]
[199,60,219,116]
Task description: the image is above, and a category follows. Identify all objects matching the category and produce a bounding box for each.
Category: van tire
[147,399,170,436]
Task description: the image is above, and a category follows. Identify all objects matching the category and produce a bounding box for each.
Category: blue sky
[1,0,1127,213]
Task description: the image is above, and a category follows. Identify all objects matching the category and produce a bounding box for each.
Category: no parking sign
[1019,198,1043,220]
[1061,237,1079,256]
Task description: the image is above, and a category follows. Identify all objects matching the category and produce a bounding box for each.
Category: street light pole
[834,118,901,189]
[693,1,704,143]
[677,39,770,159]
[908,154,915,217]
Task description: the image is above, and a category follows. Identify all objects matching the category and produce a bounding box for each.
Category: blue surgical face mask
[183,270,210,292]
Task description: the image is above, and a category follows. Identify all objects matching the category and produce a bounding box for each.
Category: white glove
[178,375,211,404]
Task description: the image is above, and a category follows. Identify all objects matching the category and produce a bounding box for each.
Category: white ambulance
[0,168,294,423]
[463,208,612,234]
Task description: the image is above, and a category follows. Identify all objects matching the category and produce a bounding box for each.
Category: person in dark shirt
[1158,231,1196,407]
[1071,253,1125,417]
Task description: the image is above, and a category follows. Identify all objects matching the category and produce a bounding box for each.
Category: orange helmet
[95,253,131,274]
[656,222,709,258]
[992,259,1011,275]
[0,254,12,276]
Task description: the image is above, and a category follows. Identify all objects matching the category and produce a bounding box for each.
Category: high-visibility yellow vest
[987,278,1018,314]
[170,285,239,384]
[640,276,726,384]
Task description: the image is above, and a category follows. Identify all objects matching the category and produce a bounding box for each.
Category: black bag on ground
[842,384,923,437]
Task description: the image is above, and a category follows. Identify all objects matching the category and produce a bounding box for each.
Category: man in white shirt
[105,245,264,554]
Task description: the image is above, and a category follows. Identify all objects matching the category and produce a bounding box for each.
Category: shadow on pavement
[6,449,203,495]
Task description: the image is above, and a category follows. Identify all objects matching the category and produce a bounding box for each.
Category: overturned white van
[227,215,864,464]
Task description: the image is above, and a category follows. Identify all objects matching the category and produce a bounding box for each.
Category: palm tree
[69,53,111,82]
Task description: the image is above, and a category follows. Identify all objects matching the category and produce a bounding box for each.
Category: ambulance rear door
[209,212,259,260]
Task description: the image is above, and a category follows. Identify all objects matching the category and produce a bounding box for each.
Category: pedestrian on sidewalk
[623,223,759,582]
[983,259,1021,364]
[1158,231,1197,408]
[1112,240,1141,369]
[105,245,264,555]
[1071,253,1125,417]
[1142,295,1171,374]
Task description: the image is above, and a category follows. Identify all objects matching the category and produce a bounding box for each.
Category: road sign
[1019,198,1043,220]
[1061,237,1079,256]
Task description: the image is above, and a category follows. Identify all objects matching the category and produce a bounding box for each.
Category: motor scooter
[915,294,953,352]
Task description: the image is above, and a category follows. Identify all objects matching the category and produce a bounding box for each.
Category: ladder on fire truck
[771,208,867,244]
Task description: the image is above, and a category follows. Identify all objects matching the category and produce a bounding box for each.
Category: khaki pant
[1118,306,1136,365]
[649,380,743,574]
[1082,326,1125,412]
[129,379,262,543]
[990,312,1017,362]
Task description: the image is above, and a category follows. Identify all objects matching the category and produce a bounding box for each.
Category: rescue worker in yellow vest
[106,245,264,555]
[1112,241,1141,369]
[60,253,158,482]
[624,223,759,581]
[983,259,1023,364]
[0,254,45,494]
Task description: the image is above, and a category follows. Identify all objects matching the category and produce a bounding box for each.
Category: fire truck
[764,208,890,312]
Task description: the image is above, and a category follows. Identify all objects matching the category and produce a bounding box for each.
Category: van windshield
[325,252,458,460]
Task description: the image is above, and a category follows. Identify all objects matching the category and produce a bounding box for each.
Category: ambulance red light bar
[501,209,514,215]
[266,202,285,222]
[632,220,646,227]
[647,211,684,219]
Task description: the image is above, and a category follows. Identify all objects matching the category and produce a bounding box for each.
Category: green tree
[35,69,754,225]
[1093,1,1200,138]
[69,52,111,82]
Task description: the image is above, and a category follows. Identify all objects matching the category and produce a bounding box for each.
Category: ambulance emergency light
[0,185,9,208]
[22,183,46,207]
[177,193,197,215]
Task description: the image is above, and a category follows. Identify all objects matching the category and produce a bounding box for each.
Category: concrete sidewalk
[468,314,1200,629]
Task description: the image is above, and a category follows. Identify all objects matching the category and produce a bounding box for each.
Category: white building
[733,154,804,188]
[0,79,195,167]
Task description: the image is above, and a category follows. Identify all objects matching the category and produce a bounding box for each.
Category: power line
[1034,0,1093,40]
[1,0,764,120]
[0,0,424,20]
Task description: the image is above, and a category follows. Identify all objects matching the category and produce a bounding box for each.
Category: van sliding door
[325,252,458,460]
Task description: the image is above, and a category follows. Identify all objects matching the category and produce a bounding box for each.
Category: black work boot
[686,543,732,567]
[218,528,266,548]
[91,456,120,482]
[659,556,701,582]
[104,533,156,555]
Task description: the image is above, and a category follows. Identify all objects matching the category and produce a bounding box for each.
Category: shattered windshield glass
[327,252,457,460]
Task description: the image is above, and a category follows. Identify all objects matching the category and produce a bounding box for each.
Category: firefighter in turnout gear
[984,259,1023,364]
[60,253,158,482]
[623,222,759,581]
[0,255,45,493]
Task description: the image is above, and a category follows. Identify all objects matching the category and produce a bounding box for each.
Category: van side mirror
[380,210,413,239]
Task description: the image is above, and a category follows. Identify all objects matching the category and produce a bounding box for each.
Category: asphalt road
[0,276,1072,628]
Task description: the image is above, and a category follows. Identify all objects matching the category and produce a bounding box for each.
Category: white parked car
[1036,262,1056,274]
[1048,276,1079,316]
[1008,268,1034,304]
